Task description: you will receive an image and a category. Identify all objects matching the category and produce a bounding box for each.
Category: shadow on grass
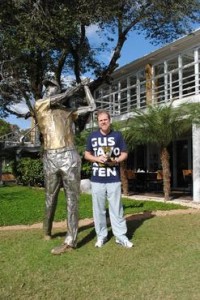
[51,223,96,248]
[77,227,96,248]
[77,210,155,247]
[50,211,155,248]
[78,211,155,248]
[125,211,155,240]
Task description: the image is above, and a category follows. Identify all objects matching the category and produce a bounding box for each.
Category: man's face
[98,113,111,134]
[44,84,60,97]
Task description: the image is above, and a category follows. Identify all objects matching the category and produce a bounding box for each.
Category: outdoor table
[135,172,161,192]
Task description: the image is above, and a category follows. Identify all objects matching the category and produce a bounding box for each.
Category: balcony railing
[94,50,200,119]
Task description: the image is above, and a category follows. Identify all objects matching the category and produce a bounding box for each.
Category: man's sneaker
[95,238,107,248]
[51,243,74,255]
[116,239,133,248]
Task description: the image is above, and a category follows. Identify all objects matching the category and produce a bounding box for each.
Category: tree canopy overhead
[0,0,199,118]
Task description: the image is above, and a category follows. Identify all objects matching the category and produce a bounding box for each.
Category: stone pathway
[124,193,200,209]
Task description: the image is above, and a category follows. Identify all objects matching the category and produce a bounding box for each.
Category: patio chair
[182,169,192,194]
[147,170,163,192]
[125,169,136,192]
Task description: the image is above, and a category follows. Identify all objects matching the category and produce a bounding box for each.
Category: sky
[4,31,162,130]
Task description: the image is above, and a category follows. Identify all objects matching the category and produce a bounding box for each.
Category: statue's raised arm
[46,78,96,114]
[76,84,96,115]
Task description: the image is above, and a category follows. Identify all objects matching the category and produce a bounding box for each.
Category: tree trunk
[160,147,171,201]
[120,161,129,195]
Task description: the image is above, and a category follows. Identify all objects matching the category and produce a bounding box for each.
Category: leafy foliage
[0,119,11,136]
[15,157,44,186]
[124,102,200,149]
[0,0,199,120]
[75,128,94,178]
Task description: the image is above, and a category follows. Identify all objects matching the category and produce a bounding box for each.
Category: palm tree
[123,102,200,201]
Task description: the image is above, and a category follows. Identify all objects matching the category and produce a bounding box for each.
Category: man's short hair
[96,110,111,120]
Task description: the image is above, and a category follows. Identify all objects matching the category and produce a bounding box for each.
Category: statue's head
[42,79,61,97]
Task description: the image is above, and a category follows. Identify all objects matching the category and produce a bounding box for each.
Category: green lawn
[1,213,200,299]
[1,186,199,300]
[0,185,185,226]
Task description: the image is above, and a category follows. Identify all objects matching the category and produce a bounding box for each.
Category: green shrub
[16,157,44,186]
[81,159,92,179]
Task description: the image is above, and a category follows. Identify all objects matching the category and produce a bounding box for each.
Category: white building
[94,28,200,202]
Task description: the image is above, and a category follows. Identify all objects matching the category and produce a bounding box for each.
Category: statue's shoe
[51,243,75,255]
[44,235,52,241]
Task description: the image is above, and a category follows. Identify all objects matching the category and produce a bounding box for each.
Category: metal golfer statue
[34,78,96,254]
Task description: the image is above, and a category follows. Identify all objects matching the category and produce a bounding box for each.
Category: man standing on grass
[84,110,133,248]
[34,78,96,254]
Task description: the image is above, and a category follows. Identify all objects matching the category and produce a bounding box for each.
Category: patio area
[124,190,200,209]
